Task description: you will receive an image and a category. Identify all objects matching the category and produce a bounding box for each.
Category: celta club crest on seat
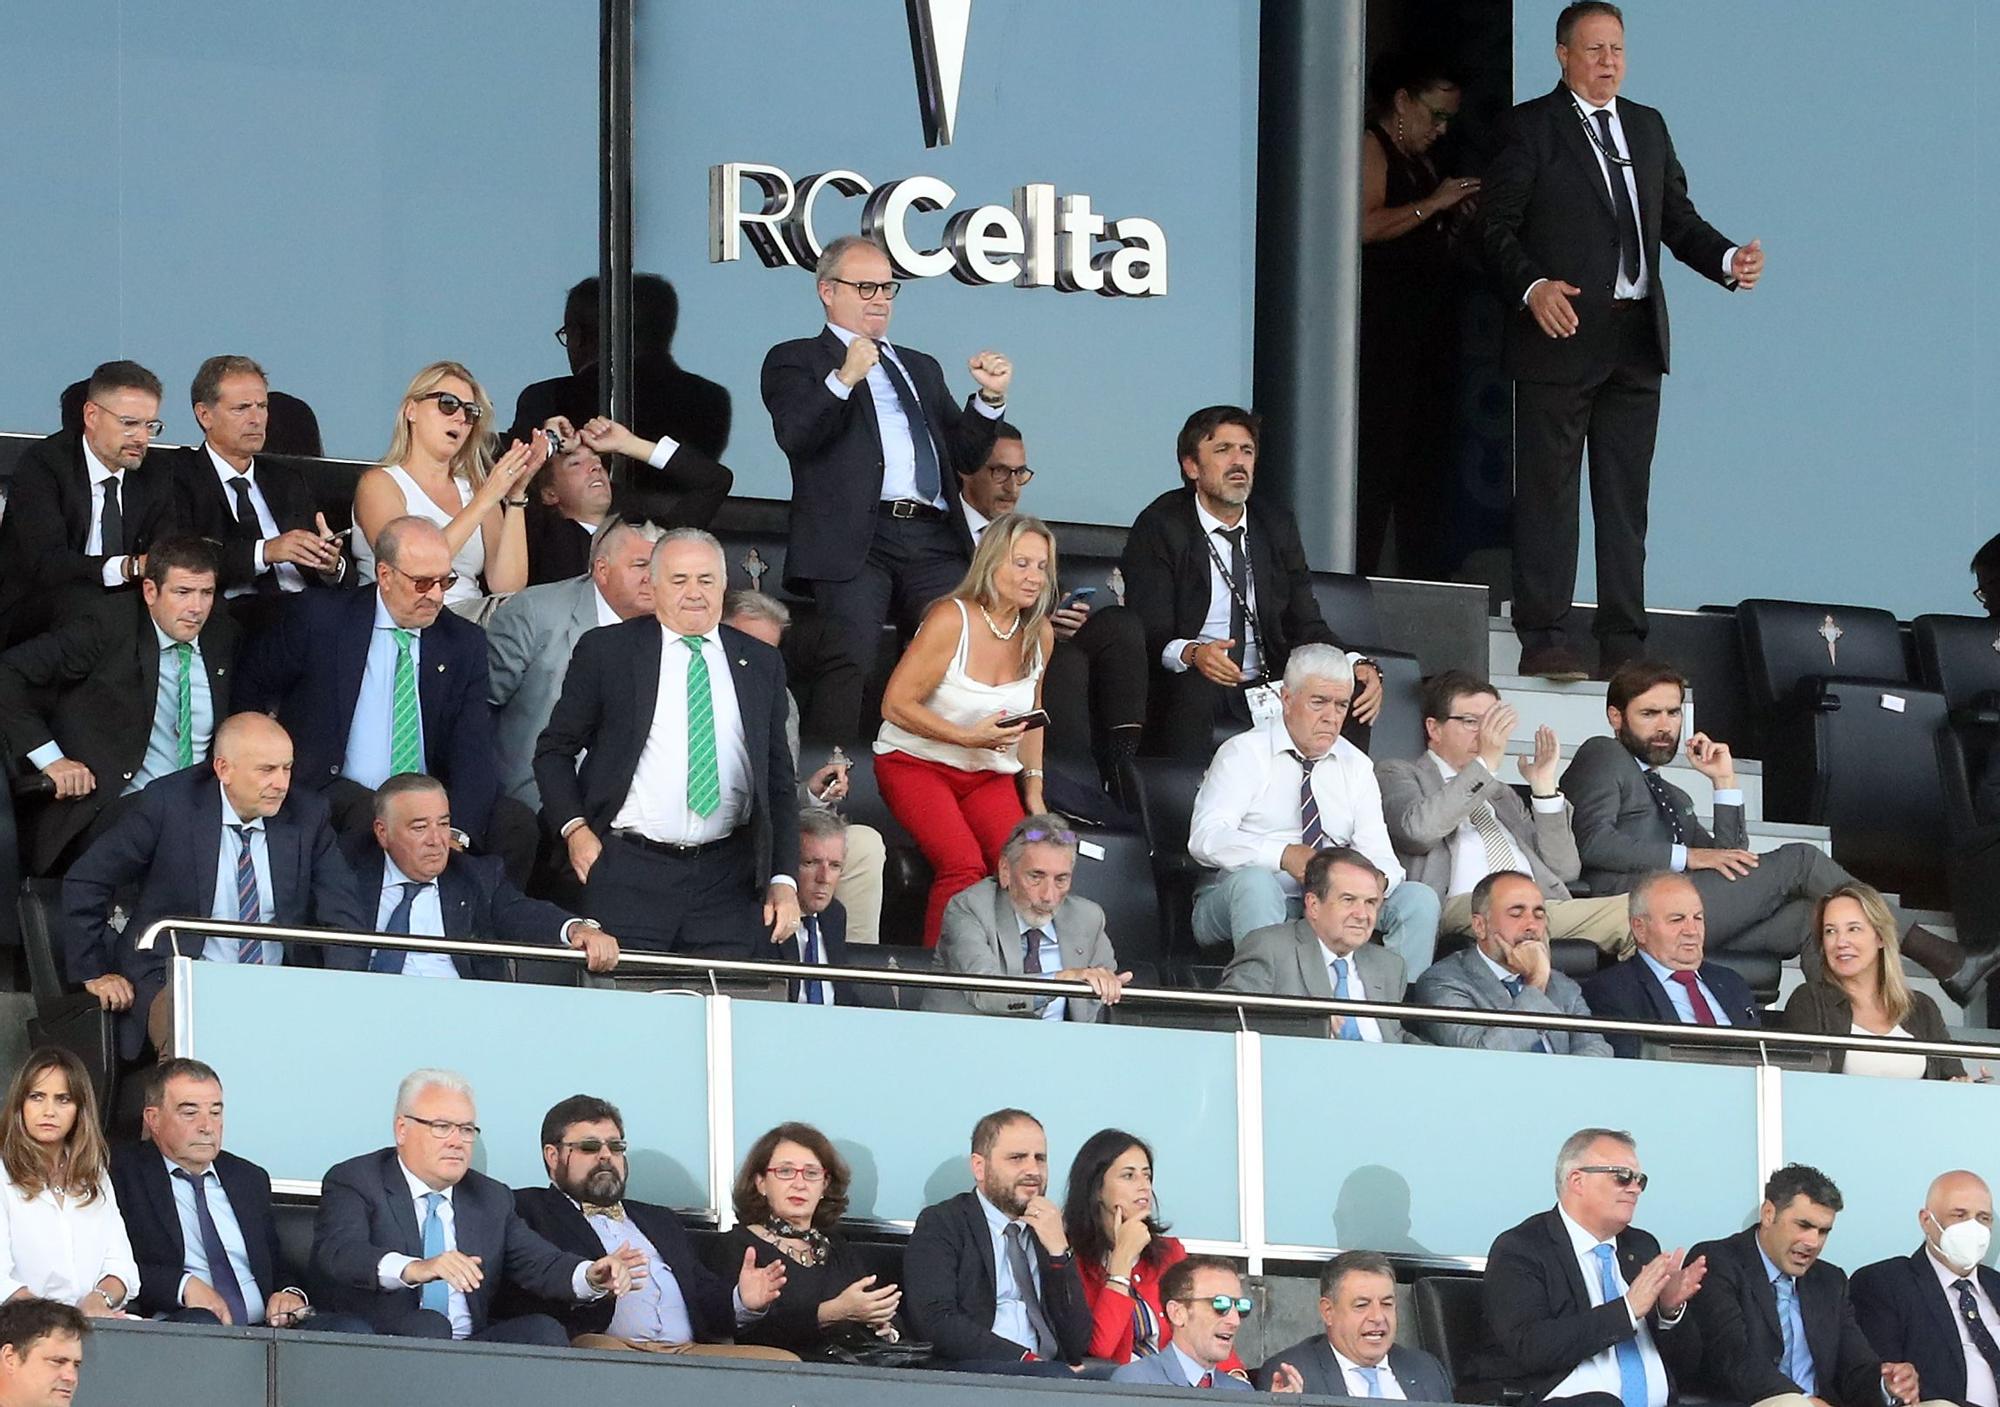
[1106,566,1126,608]
[742,547,767,591]
[1818,613,1843,666]
[1991,632,2000,655]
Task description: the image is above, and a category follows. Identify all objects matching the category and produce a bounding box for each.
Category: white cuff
[732,1287,766,1324]
[377,1253,417,1291]
[646,436,681,469]
[177,1271,194,1304]
[1522,277,1547,308]
[1530,794,1565,813]
[1713,789,1744,807]
[769,875,797,892]
[972,396,1005,420]
[824,371,852,401]
[572,1261,604,1301]
[1721,247,1738,279]
[27,743,63,771]
[254,540,269,571]
[100,557,127,588]
[1163,639,1194,673]
[1670,843,1688,872]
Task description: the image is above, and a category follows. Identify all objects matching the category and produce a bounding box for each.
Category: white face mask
[1929,1210,1993,1273]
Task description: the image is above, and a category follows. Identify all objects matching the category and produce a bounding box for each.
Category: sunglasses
[1579,1164,1650,1191]
[559,1138,628,1155]
[1020,827,1077,846]
[390,565,461,596]
[1180,1295,1254,1317]
[415,390,484,422]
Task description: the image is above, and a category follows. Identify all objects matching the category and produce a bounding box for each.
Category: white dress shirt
[573,1194,754,1342]
[1188,719,1405,898]
[1429,751,1564,899]
[1930,1248,2000,1407]
[1332,1345,1408,1400]
[591,585,623,629]
[206,787,280,964]
[1014,910,1069,1022]
[962,499,993,547]
[1635,753,1742,873]
[612,625,754,844]
[1323,948,1385,1042]
[80,439,137,588]
[1165,499,1264,678]
[0,1172,141,1307]
[343,595,426,789]
[822,323,1003,506]
[207,444,304,595]
[374,855,456,980]
[1547,1206,1672,1407]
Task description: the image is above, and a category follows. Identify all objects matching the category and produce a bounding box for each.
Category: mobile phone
[996,709,1049,731]
[320,527,352,543]
[1059,586,1097,610]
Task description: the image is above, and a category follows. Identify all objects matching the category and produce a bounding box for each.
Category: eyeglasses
[1578,1164,1649,1191]
[554,326,572,347]
[405,1117,480,1140]
[390,565,460,596]
[88,401,165,436]
[414,390,484,423]
[1179,1295,1255,1317]
[764,1164,826,1184]
[1442,713,1490,728]
[560,1137,628,1155]
[1020,827,1077,846]
[825,277,901,300]
[981,466,1035,483]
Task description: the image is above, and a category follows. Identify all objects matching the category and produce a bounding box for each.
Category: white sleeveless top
[1843,1021,1927,1080]
[875,599,1043,774]
[353,464,486,606]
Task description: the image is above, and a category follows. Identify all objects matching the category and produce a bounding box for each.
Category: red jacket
[1077,1236,1246,1373]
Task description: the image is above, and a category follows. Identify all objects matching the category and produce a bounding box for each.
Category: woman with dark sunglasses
[353,361,548,612]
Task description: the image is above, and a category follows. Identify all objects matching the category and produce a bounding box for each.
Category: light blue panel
[1781,1070,2000,1270]
[633,0,1259,524]
[185,964,710,1206]
[1261,1037,1759,1257]
[730,1003,1241,1240]
[1513,2,1989,618]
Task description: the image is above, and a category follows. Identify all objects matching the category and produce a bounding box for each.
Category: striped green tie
[172,642,194,766]
[683,635,719,817]
[390,629,422,774]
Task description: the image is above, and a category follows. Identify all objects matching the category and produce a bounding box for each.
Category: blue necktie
[1356,1365,1384,1398]
[1775,1274,1816,1393]
[801,916,824,1005]
[230,826,268,965]
[873,345,942,502]
[172,1168,250,1325]
[1332,957,1361,1041]
[1593,1244,1649,1407]
[370,881,428,974]
[419,1192,450,1316]
[1501,974,1554,1053]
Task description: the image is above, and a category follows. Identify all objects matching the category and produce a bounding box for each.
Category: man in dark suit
[534,528,801,958]
[521,419,729,586]
[1476,1126,1706,1405]
[160,355,345,629]
[0,537,237,876]
[500,1094,788,1354]
[783,809,862,1007]
[1119,405,1381,760]
[1690,1163,1928,1407]
[1582,872,1761,1058]
[233,515,533,886]
[0,361,177,645]
[110,1058,370,1333]
[309,1069,639,1342]
[760,233,1012,745]
[903,1108,1092,1374]
[60,713,363,1061]
[1482,1,1763,681]
[324,773,619,980]
[1259,1250,1451,1399]
[1854,1170,2000,1407]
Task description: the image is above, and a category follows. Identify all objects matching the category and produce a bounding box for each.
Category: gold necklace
[978,603,1021,641]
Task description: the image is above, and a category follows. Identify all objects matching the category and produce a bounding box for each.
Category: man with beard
[503,1095,790,1354]
[1562,663,1981,991]
[903,1109,1093,1374]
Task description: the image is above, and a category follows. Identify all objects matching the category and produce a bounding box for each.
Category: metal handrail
[136,916,2000,1065]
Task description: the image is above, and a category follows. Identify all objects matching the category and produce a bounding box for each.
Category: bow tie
[583,1202,626,1221]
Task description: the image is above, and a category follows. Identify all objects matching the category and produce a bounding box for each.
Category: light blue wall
[1514,2,1993,618]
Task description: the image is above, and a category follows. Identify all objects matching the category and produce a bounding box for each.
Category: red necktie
[1198,1373,1214,1389]
[1670,969,1717,1024]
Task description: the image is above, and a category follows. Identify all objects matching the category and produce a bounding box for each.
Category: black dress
[1356,122,1458,580]
[710,1225,880,1358]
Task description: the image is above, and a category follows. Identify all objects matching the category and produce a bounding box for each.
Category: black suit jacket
[326,845,575,980]
[523,504,596,586]
[1480,83,1737,381]
[532,619,798,886]
[903,1190,1093,1365]
[59,763,361,1058]
[1258,1336,1453,1401]
[0,430,178,643]
[1118,486,1341,684]
[109,1143,292,1320]
[1582,955,1762,1058]
[780,898,861,1006]
[1854,1248,2000,1407]
[1476,1207,1703,1401]
[162,444,337,593]
[233,586,500,843]
[0,591,238,873]
[500,1185,733,1341]
[1689,1226,1881,1407]
[761,327,998,589]
[310,1149,585,1334]
[510,353,733,461]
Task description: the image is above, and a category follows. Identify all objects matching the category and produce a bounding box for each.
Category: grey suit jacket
[487,575,602,810]
[1377,752,1581,904]
[926,880,1118,1023]
[1110,1349,1254,1390]
[1218,919,1406,1042]
[1260,1335,1453,1402]
[1408,946,1612,1057]
[1560,734,1747,895]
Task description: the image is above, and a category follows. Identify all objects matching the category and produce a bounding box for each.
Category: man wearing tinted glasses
[1110,1256,1303,1391]
[1480,1127,1706,1407]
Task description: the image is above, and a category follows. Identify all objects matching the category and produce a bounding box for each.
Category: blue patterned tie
[230,826,268,965]
[419,1192,450,1316]
[369,881,427,974]
[1331,957,1361,1041]
[1775,1274,1816,1393]
[171,1168,250,1324]
[1293,752,1326,848]
[1594,1244,1649,1407]
[1356,1366,1384,1398]
[801,916,824,1005]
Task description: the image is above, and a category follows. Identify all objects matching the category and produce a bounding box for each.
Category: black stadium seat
[1120,756,1209,983]
[1311,572,1425,761]
[1412,1274,1514,1404]
[1914,615,2000,950]
[17,879,117,1119]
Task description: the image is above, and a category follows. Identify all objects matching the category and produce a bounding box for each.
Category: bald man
[1855,1172,2000,1407]
[62,713,365,1060]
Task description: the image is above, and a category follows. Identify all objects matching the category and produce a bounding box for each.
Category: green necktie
[390,629,422,775]
[683,635,719,816]
[171,642,194,766]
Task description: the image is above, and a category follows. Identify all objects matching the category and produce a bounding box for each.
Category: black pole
[598,0,635,434]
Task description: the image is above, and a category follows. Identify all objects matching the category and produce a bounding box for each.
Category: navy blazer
[1853,1248,2000,1407]
[532,618,797,887]
[1259,1336,1453,1402]
[325,845,576,981]
[780,898,861,1006]
[1689,1226,1881,1407]
[1582,953,1762,1058]
[59,763,362,1059]
[500,1185,733,1341]
[309,1149,585,1335]
[903,1190,1093,1365]
[233,585,500,843]
[109,1143,290,1320]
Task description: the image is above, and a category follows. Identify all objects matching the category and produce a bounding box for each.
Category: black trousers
[1512,300,1664,656]
[326,780,538,893]
[1041,604,1147,784]
[803,514,967,744]
[580,828,767,957]
[1145,667,1254,761]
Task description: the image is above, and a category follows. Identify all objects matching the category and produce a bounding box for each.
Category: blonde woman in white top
[353,361,548,608]
[0,1049,137,1316]
[875,512,1055,945]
